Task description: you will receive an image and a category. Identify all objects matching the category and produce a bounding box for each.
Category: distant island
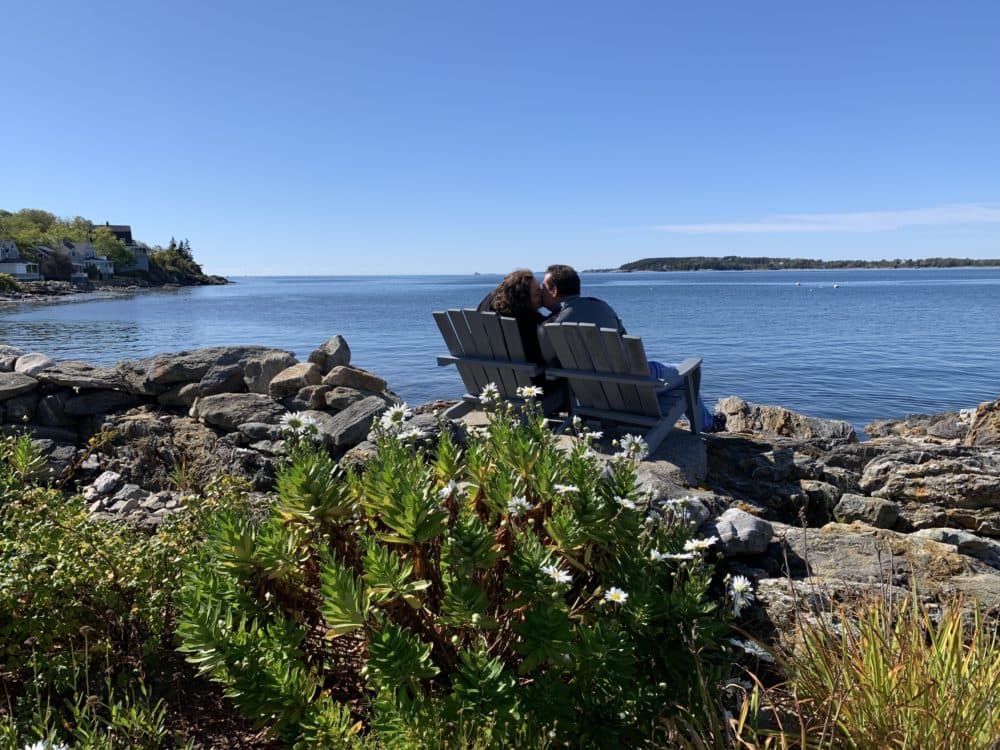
[590,256,1000,272]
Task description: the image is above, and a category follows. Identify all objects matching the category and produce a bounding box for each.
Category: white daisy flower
[516,385,543,398]
[649,549,666,562]
[438,480,459,500]
[541,563,572,585]
[279,412,305,431]
[572,415,582,429]
[507,496,534,516]
[479,382,500,403]
[554,484,579,495]
[728,638,772,662]
[615,495,639,511]
[603,586,629,604]
[683,536,719,553]
[728,574,755,616]
[614,433,649,460]
[585,430,603,441]
[379,403,412,432]
[397,427,425,441]
[22,742,69,750]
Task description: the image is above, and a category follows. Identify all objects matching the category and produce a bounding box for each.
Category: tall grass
[785,594,1000,749]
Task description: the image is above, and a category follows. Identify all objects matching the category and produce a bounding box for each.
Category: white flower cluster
[516,385,543,399]
[683,535,718,554]
[727,574,755,617]
[541,562,572,585]
[614,495,639,511]
[614,433,649,461]
[22,741,69,750]
[279,412,321,440]
[507,496,534,516]
[438,480,459,500]
[379,403,412,431]
[649,549,696,562]
[479,382,500,404]
[728,637,772,662]
[554,484,579,495]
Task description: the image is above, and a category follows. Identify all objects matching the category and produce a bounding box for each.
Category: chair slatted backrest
[433,309,535,400]
[543,322,661,419]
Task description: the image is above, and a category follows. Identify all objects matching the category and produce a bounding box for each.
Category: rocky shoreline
[2,337,998,645]
[0,276,230,305]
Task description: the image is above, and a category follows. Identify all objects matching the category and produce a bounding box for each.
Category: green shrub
[0,434,253,739]
[0,273,20,293]
[176,394,733,747]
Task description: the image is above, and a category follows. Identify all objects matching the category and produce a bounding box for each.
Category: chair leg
[644,420,674,455]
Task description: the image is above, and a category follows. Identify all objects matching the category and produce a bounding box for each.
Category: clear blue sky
[4,1,999,275]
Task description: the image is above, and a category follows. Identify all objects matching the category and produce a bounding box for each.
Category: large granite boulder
[64,390,142,417]
[190,393,286,431]
[859,446,1000,509]
[308,335,351,374]
[833,493,899,528]
[34,361,123,390]
[0,345,25,371]
[866,410,972,443]
[14,352,55,377]
[269,363,322,399]
[197,364,247,397]
[118,346,293,395]
[300,396,387,448]
[244,351,298,394]
[0,372,38,402]
[2,391,38,422]
[965,398,1000,447]
[322,365,387,393]
[716,396,857,442]
[706,508,773,555]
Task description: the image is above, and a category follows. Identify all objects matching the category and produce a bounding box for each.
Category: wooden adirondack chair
[541,321,703,453]
[433,309,562,419]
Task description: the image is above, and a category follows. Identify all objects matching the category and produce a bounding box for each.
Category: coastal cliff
[2,338,999,629]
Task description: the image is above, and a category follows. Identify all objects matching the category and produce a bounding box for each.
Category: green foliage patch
[176,397,733,747]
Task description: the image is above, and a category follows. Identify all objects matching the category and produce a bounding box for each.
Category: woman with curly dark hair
[477,269,547,369]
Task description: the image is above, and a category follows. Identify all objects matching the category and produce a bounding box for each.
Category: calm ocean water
[2,269,999,434]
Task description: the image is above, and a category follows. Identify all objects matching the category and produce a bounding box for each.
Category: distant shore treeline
[594,256,1000,272]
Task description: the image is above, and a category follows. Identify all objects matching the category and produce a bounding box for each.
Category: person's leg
[649,360,714,430]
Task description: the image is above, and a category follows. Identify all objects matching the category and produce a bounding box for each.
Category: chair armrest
[675,357,702,378]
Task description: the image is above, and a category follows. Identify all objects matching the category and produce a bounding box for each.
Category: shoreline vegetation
[0,207,228,302]
[588,255,1000,272]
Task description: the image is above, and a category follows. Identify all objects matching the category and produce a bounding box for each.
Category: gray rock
[282,385,331,411]
[112,483,149,503]
[36,392,71,426]
[198,364,247,396]
[912,527,994,553]
[157,382,200,409]
[89,499,104,513]
[708,508,774,555]
[308,335,351,374]
[34,361,123,390]
[322,365,387,393]
[14,352,55,377]
[64,390,141,417]
[860,446,1000,509]
[191,393,286,431]
[93,471,124,495]
[0,372,38,402]
[269,363,322,399]
[0,345,25,371]
[966,398,1000,447]
[301,397,387,448]
[1,424,78,443]
[833,493,899,528]
[244,351,298,394]
[111,498,140,513]
[119,346,293,395]
[325,386,367,412]
[716,395,856,442]
[2,391,38,422]
[238,421,283,441]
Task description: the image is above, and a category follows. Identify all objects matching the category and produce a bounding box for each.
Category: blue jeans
[648,360,713,431]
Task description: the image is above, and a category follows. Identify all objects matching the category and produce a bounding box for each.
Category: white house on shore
[62,239,114,277]
[0,240,41,281]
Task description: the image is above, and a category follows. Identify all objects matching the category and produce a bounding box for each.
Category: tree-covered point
[1,207,223,284]
[608,256,1000,272]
